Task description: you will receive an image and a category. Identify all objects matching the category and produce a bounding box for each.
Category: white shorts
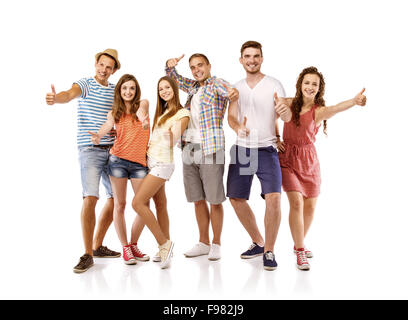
[148,157,175,181]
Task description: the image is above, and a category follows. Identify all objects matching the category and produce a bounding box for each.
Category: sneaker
[184,242,210,258]
[152,252,161,262]
[159,240,174,269]
[73,254,94,273]
[208,244,221,261]
[293,246,313,258]
[123,245,137,265]
[296,248,310,271]
[130,243,150,262]
[93,246,121,258]
[263,251,278,271]
[240,242,264,259]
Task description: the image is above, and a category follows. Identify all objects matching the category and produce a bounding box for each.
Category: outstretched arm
[46,83,81,105]
[88,111,115,145]
[137,99,150,129]
[315,88,367,124]
[165,54,196,93]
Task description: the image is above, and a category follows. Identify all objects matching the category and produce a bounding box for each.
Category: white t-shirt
[185,87,203,144]
[234,75,286,148]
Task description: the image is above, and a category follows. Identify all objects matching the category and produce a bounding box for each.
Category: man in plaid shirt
[166,53,238,261]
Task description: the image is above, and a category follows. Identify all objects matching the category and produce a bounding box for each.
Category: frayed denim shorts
[108,154,148,179]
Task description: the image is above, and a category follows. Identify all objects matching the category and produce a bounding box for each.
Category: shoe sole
[297,264,310,271]
[184,253,209,258]
[240,253,264,259]
[160,242,175,269]
[93,255,121,258]
[124,259,137,265]
[73,263,94,274]
[208,257,221,261]
[135,256,150,262]
[263,266,277,271]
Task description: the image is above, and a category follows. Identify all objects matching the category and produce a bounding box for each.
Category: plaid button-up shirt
[166,66,232,155]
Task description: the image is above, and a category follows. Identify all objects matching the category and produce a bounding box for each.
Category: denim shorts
[108,154,148,179]
[78,146,113,199]
[227,144,282,199]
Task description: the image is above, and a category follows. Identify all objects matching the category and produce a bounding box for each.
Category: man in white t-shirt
[227,41,292,271]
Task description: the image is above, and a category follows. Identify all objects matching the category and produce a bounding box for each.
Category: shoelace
[265,252,275,260]
[297,250,308,265]
[247,243,257,251]
[124,246,134,259]
[132,245,143,256]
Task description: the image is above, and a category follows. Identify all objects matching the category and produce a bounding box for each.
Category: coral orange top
[110,114,150,167]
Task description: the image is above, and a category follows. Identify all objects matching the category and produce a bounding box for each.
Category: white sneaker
[152,252,161,262]
[208,244,221,261]
[159,240,174,269]
[184,242,210,258]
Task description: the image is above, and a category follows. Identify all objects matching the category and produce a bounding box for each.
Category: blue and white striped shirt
[74,77,115,147]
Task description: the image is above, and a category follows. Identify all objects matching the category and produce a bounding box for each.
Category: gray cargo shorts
[182,143,226,205]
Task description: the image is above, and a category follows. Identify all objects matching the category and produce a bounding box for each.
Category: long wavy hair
[291,66,327,135]
[112,74,141,123]
[153,76,183,129]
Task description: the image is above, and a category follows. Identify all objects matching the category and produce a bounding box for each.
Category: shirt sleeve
[74,78,89,99]
[175,108,191,121]
[165,66,196,93]
[275,80,286,98]
[213,78,233,99]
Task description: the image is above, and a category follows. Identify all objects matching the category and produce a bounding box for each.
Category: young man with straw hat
[46,49,126,273]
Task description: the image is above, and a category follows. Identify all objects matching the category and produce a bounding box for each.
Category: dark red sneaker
[73,254,94,273]
[93,246,121,258]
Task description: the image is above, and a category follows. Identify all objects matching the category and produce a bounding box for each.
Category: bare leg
[153,185,170,239]
[93,197,114,250]
[132,174,167,245]
[210,204,223,245]
[129,178,146,244]
[194,200,211,245]
[287,191,305,249]
[264,193,281,252]
[110,176,129,246]
[303,197,318,239]
[229,198,264,246]
[81,196,98,255]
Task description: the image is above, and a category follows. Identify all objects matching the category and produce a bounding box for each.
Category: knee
[115,201,127,214]
[83,196,98,208]
[153,195,167,211]
[229,198,244,208]
[194,200,206,209]
[132,196,145,213]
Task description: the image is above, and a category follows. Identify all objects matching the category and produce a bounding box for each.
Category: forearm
[55,91,75,104]
[97,121,114,138]
[320,99,356,121]
[165,66,195,92]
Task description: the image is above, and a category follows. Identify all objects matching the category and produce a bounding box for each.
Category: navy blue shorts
[226,145,282,199]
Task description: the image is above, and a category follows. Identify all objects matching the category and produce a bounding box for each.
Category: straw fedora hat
[95,49,121,70]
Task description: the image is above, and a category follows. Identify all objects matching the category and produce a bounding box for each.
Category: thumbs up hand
[166,54,185,68]
[274,92,292,122]
[88,131,101,145]
[237,116,250,138]
[354,88,367,106]
[46,84,57,105]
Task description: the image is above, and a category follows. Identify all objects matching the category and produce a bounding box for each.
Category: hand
[88,131,101,145]
[46,84,57,105]
[142,118,149,130]
[274,92,292,121]
[276,139,286,153]
[228,88,239,102]
[354,88,367,106]
[166,54,185,68]
[237,116,250,138]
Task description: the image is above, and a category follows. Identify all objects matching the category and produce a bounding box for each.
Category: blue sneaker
[263,251,278,271]
[240,242,264,259]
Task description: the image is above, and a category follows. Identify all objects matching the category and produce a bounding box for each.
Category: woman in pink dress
[277,66,367,270]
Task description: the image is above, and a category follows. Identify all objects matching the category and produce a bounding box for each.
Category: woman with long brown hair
[89,74,151,265]
[132,76,190,269]
[277,66,367,270]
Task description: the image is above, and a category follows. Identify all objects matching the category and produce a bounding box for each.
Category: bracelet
[276,135,281,138]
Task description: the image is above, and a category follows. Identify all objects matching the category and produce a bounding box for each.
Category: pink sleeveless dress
[279,105,321,198]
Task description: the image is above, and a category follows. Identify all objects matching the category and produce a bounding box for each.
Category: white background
[0,0,407,300]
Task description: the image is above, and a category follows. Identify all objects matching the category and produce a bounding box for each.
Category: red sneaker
[294,246,313,258]
[296,248,310,271]
[123,245,137,265]
[130,243,150,261]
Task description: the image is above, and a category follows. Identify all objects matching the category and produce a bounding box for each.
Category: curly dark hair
[291,66,327,135]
